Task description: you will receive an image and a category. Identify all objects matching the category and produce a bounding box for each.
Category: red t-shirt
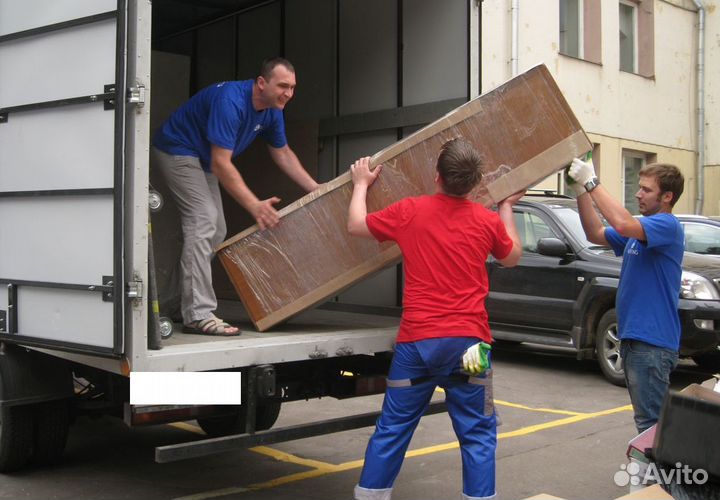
[366,193,513,344]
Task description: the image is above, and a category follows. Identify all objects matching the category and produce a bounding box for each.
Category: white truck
[0,0,481,471]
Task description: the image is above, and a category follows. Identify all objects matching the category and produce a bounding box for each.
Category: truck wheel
[31,400,70,466]
[0,405,34,473]
[691,352,720,372]
[595,309,627,387]
[197,401,281,437]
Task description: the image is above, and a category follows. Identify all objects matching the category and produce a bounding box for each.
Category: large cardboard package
[217,64,591,331]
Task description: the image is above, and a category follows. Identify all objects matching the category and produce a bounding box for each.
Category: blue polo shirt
[153,80,287,171]
[605,213,684,351]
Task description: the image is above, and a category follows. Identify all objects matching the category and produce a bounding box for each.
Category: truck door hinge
[127,85,146,107]
[126,280,143,300]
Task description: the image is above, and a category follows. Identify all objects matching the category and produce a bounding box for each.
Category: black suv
[486,194,720,385]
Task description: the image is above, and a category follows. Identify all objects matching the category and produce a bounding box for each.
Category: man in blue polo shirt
[152,57,319,336]
[568,158,685,433]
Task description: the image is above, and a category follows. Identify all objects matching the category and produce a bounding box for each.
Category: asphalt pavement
[0,344,713,500]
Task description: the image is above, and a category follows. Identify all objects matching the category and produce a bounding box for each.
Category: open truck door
[0,0,135,356]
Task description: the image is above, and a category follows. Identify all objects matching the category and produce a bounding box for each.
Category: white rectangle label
[130,372,242,405]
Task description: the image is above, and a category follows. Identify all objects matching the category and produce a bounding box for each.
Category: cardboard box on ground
[217,64,592,332]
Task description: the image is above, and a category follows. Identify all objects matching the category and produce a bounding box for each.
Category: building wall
[699,0,720,214]
[481,0,718,214]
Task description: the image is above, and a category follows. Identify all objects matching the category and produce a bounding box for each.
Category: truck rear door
[0,0,130,356]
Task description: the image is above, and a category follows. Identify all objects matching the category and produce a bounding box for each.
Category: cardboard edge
[217,249,265,325]
[485,130,592,203]
[216,171,353,251]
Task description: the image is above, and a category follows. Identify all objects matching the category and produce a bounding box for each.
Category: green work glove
[462,342,492,375]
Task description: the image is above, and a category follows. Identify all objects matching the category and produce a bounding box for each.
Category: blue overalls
[355,337,497,500]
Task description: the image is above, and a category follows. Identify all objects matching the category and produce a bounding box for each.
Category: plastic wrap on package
[217,64,592,331]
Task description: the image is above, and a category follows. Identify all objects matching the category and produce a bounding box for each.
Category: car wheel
[691,351,720,372]
[197,401,281,437]
[595,309,627,387]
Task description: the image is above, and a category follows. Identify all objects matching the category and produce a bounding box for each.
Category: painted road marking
[170,402,632,500]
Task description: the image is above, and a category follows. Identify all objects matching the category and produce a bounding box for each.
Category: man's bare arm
[347,157,382,238]
[496,191,524,267]
[268,144,320,193]
[210,145,280,229]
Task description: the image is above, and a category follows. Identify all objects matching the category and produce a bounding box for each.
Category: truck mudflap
[154,399,448,464]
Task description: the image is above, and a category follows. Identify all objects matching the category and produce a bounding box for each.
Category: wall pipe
[691,0,705,215]
[511,0,519,76]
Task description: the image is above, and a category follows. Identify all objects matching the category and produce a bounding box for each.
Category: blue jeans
[356,338,496,500]
[620,339,678,433]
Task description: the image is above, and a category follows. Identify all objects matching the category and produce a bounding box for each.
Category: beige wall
[481,0,718,214]
[586,133,697,214]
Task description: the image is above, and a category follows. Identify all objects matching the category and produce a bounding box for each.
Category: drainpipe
[511,0,519,76]
[691,0,705,215]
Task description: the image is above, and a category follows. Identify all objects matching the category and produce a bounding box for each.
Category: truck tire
[595,309,627,387]
[31,400,70,466]
[0,405,34,473]
[197,401,281,437]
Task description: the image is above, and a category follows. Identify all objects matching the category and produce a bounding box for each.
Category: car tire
[595,309,627,387]
[197,401,281,437]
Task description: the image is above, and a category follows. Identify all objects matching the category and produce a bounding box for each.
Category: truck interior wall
[148,0,471,318]
[333,0,399,307]
[402,0,468,106]
[149,51,190,319]
[284,0,336,184]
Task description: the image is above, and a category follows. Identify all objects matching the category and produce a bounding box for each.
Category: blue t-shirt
[605,213,685,351]
[152,80,287,171]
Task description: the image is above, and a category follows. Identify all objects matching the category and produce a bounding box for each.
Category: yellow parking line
[171,403,633,500]
[494,399,584,416]
[169,422,205,434]
[173,486,251,500]
[251,446,339,471]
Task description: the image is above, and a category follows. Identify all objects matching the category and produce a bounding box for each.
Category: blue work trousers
[620,339,678,433]
[356,338,497,500]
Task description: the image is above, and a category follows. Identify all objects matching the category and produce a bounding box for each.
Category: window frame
[619,0,639,73]
[560,0,584,58]
[622,150,646,214]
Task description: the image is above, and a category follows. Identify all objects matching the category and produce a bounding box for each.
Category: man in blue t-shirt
[568,159,685,433]
[152,57,319,336]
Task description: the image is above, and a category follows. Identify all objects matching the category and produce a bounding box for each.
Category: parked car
[486,194,720,386]
[676,214,720,255]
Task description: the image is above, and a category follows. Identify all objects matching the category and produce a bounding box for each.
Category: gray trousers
[153,148,226,324]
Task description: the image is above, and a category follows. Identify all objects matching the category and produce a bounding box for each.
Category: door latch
[126,280,143,299]
[127,85,146,107]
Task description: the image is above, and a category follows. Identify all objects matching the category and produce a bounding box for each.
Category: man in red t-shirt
[348,138,523,500]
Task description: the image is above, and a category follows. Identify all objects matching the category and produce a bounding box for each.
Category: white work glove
[567,157,597,187]
[564,166,587,197]
[462,342,491,375]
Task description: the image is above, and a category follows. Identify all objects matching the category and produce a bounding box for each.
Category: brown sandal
[182,317,240,336]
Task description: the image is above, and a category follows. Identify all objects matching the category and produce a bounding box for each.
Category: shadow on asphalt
[490,341,715,390]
